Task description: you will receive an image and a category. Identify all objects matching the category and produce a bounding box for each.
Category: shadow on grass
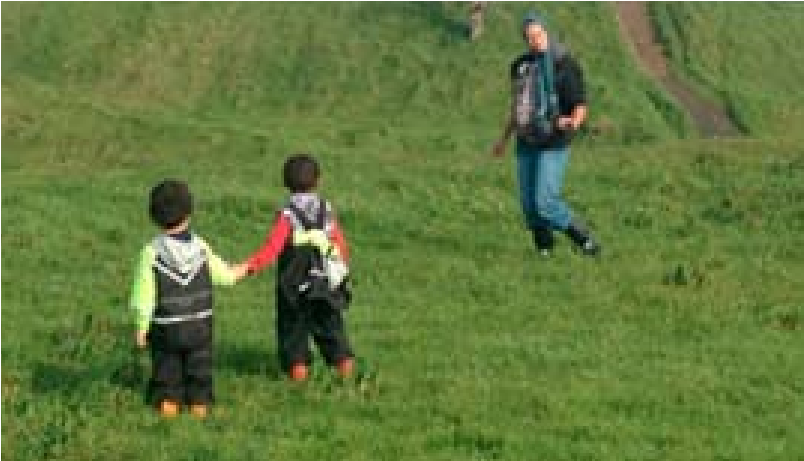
[217,343,284,381]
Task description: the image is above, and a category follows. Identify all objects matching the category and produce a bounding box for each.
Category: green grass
[1,2,692,145]
[650,2,804,135]
[3,3,804,460]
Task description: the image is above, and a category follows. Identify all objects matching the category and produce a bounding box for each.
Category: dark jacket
[510,47,587,148]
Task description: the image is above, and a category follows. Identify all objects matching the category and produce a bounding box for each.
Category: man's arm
[557,56,588,131]
[493,80,518,158]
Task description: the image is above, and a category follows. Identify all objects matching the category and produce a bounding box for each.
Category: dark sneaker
[532,228,555,257]
[579,238,601,257]
[565,221,600,257]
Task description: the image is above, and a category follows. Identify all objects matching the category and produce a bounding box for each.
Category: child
[129,180,246,418]
[240,154,355,382]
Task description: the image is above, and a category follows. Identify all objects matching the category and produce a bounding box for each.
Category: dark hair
[283,154,320,193]
[149,179,193,229]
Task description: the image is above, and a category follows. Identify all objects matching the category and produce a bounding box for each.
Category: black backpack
[513,43,570,142]
[278,200,351,310]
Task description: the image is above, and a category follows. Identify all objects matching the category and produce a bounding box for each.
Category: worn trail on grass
[614,2,741,138]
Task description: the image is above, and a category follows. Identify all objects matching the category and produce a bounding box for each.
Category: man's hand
[556,116,580,131]
[136,330,148,349]
[492,139,508,158]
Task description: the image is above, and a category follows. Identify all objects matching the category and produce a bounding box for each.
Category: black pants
[277,294,354,372]
[147,322,213,405]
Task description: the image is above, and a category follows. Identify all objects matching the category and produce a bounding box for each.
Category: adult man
[492,12,600,257]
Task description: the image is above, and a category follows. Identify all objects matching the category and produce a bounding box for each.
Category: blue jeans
[515,141,573,231]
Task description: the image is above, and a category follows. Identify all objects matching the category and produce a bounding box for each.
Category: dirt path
[614,2,741,138]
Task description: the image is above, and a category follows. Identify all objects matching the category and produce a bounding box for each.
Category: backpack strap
[315,198,327,230]
[286,198,327,231]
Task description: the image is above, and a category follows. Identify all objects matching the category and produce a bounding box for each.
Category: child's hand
[232,262,250,281]
[136,330,148,349]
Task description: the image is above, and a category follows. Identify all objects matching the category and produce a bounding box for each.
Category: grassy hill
[2,2,693,150]
[650,2,804,135]
[2,3,803,460]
